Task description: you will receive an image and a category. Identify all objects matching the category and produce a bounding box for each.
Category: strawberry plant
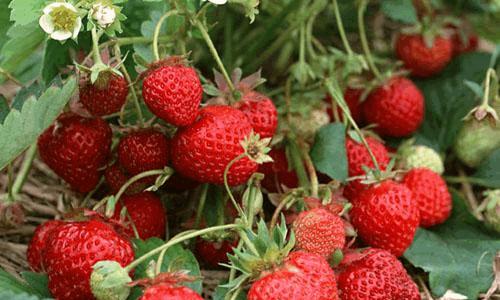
[0,0,499,299]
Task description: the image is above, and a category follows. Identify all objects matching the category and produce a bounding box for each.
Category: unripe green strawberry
[483,190,500,233]
[454,119,500,168]
[288,108,330,141]
[398,144,444,174]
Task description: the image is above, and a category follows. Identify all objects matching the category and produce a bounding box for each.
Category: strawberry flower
[206,0,228,5]
[91,2,117,28]
[39,2,82,41]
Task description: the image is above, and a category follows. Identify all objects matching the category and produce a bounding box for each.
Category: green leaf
[8,0,46,27]
[0,0,12,49]
[213,285,247,300]
[380,0,418,24]
[414,52,491,152]
[473,148,500,188]
[20,272,51,299]
[132,238,202,294]
[0,291,48,300]
[0,76,77,170]
[0,96,10,124]
[0,268,35,295]
[404,192,500,299]
[41,40,72,85]
[310,123,348,181]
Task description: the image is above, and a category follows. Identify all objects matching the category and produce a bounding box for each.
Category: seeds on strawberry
[234,91,278,138]
[326,88,364,124]
[140,283,203,300]
[195,238,237,269]
[80,73,129,116]
[104,162,150,195]
[258,148,298,193]
[27,220,63,272]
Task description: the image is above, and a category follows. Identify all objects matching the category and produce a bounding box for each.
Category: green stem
[223,153,247,218]
[152,10,179,61]
[193,19,235,93]
[482,68,495,106]
[332,0,353,55]
[156,247,168,275]
[10,144,37,201]
[113,44,144,127]
[91,27,104,65]
[194,184,209,229]
[357,0,382,81]
[299,23,306,85]
[81,177,104,207]
[125,224,240,272]
[445,176,492,187]
[288,139,310,188]
[299,142,318,198]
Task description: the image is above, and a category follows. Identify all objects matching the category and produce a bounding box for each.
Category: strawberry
[403,168,452,227]
[338,248,420,300]
[350,181,419,257]
[38,113,112,193]
[326,88,364,124]
[142,61,202,126]
[293,207,345,258]
[195,238,237,269]
[171,105,257,186]
[234,91,278,138]
[398,143,444,174]
[27,220,63,272]
[344,136,390,200]
[118,129,169,177]
[80,73,129,116]
[454,119,500,168]
[362,77,424,137]
[44,220,134,300]
[449,24,479,56]
[113,192,166,239]
[140,283,203,300]
[259,148,298,193]
[247,251,338,300]
[396,33,453,77]
[104,162,150,195]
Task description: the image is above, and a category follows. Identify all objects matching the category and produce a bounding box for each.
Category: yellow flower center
[49,6,78,32]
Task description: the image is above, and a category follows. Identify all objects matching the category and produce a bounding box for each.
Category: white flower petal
[50,30,72,41]
[42,2,59,14]
[208,0,228,5]
[39,14,55,34]
[60,2,78,12]
[72,17,82,38]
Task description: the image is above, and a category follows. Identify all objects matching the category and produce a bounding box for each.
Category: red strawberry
[140,283,203,300]
[362,77,424,137]
[350,181,420,257]
[344,136,390,200]
[259,148,298,193]
[38,113,112,193]
[142,62,202,126]
[44,220,134,300]
[452,32,478,55]
[80,73,129,116]
[27,220,63,272]
[113,192,166,240]
[403,168,452,227]
[118,129,169,177]
[396,33,453,77]
[248,251,338,300]
[326,88,364,124]
[104,163,150,195]
[293,208,345,258]
[338,248,420,300]
[234,91,278,138]
[171,105,257,186]
[195,238,237,269]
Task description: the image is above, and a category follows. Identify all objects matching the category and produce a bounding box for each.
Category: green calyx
[398,140,444,174]
[90,260,132,300]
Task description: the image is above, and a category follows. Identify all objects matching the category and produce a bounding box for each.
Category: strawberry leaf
[310,123,348,182]
[404,191,500,299]
[380,0,418,24]
[0,96,10,124]
[20,272,51,299]
[473,148,500,188]
[0,76,77,170]
[213,286,247,300]
[8,0,46,27]
[0,268,50,299]
[0,291,48,300]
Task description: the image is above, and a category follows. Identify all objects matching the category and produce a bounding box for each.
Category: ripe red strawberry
[293,208,345,258]
[344,136,390,200]
[142,62,202,126]
[403,168,452,227]
[234,91,278,138]
[171,105,257,186]
[195,238,237,269]
[338,248,420,300]
[396,33,453,77]
[104,163,150,195]
[27,220,63,272]
[452,32,478,55]
[80,73,129,116]
[118,129,169,177]
[350,181,419,257]
[248,251,338,300]
[44,220,134,300]
[362,77,424,137]
[113,192,166,240]
[38,113,112,193]
[140,283,203,300]
[259,148,298,193]
[326,88,364,124]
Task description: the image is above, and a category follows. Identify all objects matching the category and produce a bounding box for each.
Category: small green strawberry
[454,119,500,168]
[481,190,500,233]
[398,141,444,174]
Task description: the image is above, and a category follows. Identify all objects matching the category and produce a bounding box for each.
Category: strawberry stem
[357,0,382,81]
[288,138,311,188]
[223,153,247,220]
[152,10,179,61]
[91,27,104,66]
[125,223,241,272]
[332,0,353,55]
[8,143,37,202]
[194,184,209,229]
[299,141,319,198]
